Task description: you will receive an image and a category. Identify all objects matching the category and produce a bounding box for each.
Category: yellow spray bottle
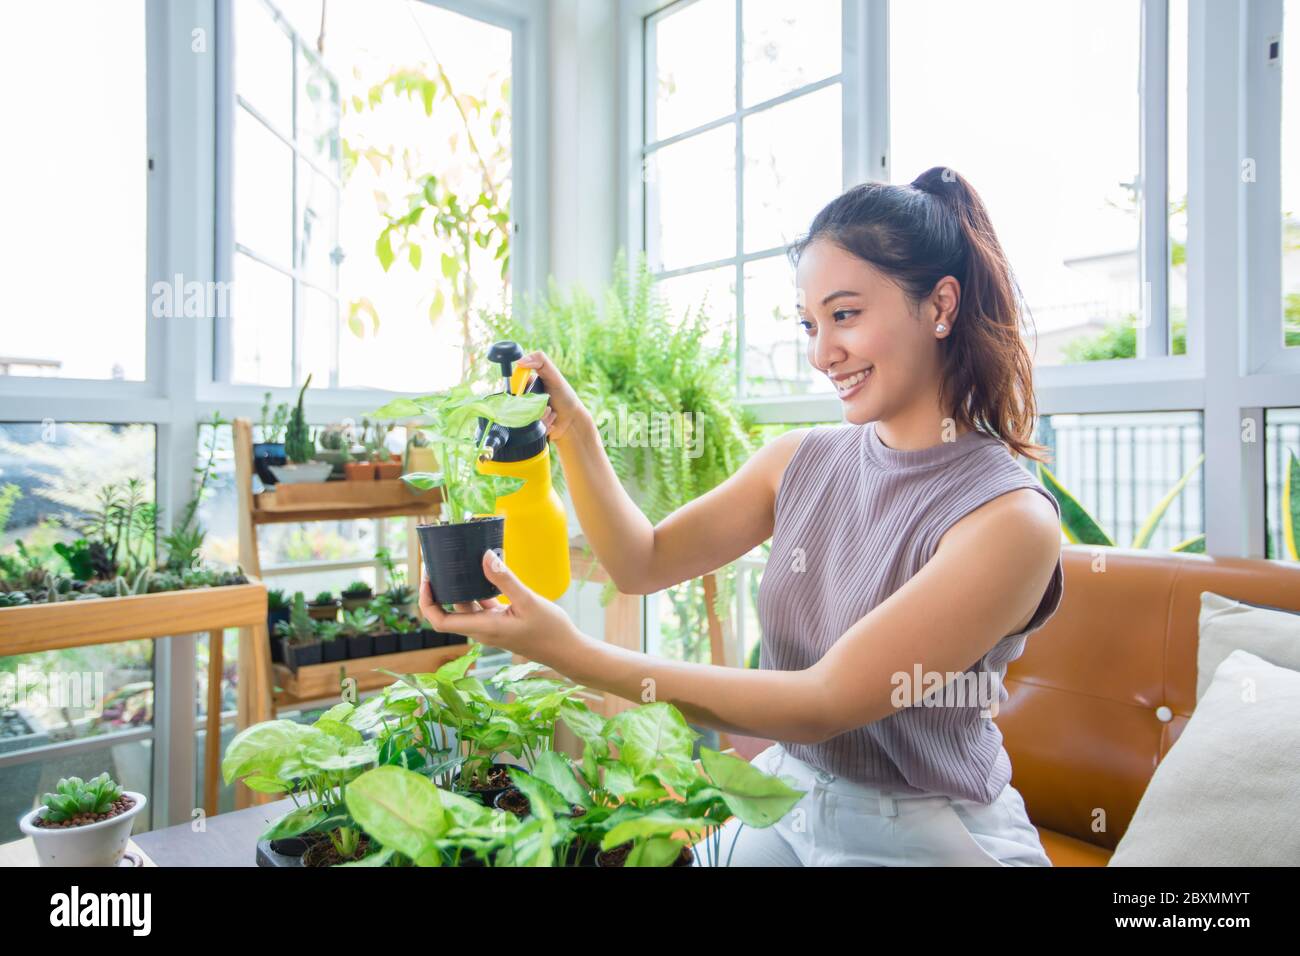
[474,341,571,603]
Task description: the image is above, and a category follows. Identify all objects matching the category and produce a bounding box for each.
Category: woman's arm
[420,487,1062,743]
[520,349,807,595]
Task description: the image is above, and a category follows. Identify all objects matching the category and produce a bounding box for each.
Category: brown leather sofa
[1000,545,1300,865]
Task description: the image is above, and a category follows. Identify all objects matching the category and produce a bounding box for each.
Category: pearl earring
[936,324,947,333]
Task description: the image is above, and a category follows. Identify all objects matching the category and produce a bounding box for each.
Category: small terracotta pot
[345,461,376,481]
[374,460,402,480]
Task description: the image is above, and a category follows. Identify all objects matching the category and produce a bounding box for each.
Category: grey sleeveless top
[757,420,1065,804]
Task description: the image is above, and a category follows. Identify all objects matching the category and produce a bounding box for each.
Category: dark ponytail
[788,167,1050,464]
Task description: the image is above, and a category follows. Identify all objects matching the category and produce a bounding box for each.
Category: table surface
[133,798,296,867]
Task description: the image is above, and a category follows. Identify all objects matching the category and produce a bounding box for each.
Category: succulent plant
[40,773,125,823]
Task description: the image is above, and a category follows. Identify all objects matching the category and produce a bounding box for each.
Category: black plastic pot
[253,442,287,485]
[321,638,347,663]
[398,631,423,653]
[465,763,528,807]
[346,634,374,659]
[268,626,285,664]
[372,631,397,656]
[281,638,322,671]
[417,516,505,605]
[421,627,444,649]
[256,838,306,868]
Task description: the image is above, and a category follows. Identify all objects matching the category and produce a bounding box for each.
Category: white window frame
[0,0,546,831]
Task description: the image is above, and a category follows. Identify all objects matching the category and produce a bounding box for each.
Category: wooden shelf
[253,478,440,524]
[0,582,267,656]
[273,643,473,703]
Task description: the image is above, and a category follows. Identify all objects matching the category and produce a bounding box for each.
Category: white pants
[693,744,1052,867]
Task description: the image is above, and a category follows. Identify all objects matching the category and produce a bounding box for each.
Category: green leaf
[441,252,459,280]
[347,297,379,339]
[1036,463,1112,547]
[606,702,699,789]
[698,747,804,827]
[429,289,446,326]
[627,836,686,867]
[376,230,395,271]
[529,751,591,809]
[600,811,710,851]
[370,397,425,420]
[345,766,447,865]
[1130,453,1205,549]
[408,243,423,270]
[222,720,333,784]
[400,471,445,491]
[261,805,328,842]
[242,775,290,794]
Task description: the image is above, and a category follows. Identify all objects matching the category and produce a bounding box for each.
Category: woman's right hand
[517,350,590,443]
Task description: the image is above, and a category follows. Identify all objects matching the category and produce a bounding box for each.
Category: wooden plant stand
[232,418,460,806]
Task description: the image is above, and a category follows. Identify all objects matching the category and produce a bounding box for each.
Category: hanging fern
[484,252,760,633]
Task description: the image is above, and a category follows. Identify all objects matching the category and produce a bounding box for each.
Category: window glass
[649,0,735,141]
[890,0,1144,367]
[646,124,737,272]
[741,0,841,107]
[1284,0,1300,347]
[0,1,147,381]
[1264,408,1300,561]
[1034,412,1205,552]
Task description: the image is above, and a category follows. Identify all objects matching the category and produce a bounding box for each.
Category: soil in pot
[595,842,695,868]
[465,764,526,806]
[302,834,372,868]
[32,793,137,830]
[493,787,530,818]
[418,516,505,605]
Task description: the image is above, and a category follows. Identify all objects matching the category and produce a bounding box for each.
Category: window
[890,0,1187,367]
[223,0,514,392]
[0,1,148,381]
[229,0,342,387]
[1265,408,1300,561]
[643,0,844,398]
[0,423,157,841]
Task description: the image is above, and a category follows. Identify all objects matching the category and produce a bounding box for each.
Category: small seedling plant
[39,773,127,826]
[369,385,547,523]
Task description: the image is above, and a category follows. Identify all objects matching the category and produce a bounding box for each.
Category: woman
[420,166,1065,866]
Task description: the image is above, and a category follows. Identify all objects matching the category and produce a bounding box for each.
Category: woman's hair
[788,166,1050,464]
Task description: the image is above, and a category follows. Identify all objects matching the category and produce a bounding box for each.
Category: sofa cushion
[1108,649,1300,866]
[1197,591,1300,702]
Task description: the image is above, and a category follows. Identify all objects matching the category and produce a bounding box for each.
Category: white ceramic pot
[268,462,334,484]
[19,791,147,867]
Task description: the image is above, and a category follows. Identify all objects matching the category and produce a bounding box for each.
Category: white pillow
[1197,591,1300,702]
[1109,648,1300,866]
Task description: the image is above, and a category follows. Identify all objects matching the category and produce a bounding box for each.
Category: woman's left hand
[418,549,581,662]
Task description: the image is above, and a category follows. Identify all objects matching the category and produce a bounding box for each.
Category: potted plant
[269,376,332,484]
[340,608,378,659]
[254,392,291,486]
[390,615,423,653]
[340,580,373,612]
[343,446,375,481]
[307,590,338,622]
[18,773,147,867]
[274,593,322,671]
[318,620,347,663]
[314,423,354,478]
[368,421,402,479]
[370,385,547,605]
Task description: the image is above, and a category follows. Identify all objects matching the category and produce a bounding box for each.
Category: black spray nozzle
[488,341,524,381]
[487,339,547,396]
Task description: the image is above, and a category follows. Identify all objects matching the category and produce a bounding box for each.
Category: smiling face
[794,237,957,426]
